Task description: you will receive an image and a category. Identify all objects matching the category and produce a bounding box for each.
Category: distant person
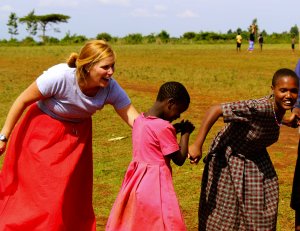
[189,68,299,230]
[258,33,264,51]
[248,32,255,52]
[236,32,242,52]
[292,35,296,52]
[0,40,139,230]
[106,82,195,231]
[291,59,300,231]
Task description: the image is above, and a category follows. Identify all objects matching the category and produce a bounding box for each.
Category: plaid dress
[199,96,279,231]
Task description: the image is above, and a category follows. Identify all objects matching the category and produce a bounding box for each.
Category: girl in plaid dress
[189,68,299,230]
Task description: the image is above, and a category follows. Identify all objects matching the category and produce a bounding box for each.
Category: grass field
[0,43,299,230]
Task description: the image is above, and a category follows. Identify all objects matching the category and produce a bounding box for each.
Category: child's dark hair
[272,68,299,87]
[156,81,190,106]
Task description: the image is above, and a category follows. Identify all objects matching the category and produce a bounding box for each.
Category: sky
[1,0,300,40]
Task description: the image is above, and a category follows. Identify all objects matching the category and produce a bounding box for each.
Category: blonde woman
[0,40,139,230]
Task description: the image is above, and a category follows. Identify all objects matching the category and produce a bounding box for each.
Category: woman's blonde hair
[66,40,115,84]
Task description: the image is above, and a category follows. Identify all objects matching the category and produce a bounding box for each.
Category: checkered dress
[199,96,279,231]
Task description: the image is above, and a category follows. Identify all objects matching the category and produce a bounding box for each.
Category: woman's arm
[0,81,44,154]
[115,104,139,128]
[189,104,223,163]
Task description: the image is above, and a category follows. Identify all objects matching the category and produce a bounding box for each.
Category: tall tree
[7,12,19,39]
[19,10,70,41]
[22,10,38,37]
[290,24,299,36]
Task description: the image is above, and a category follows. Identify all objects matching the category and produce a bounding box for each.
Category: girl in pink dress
[106,81,195,231]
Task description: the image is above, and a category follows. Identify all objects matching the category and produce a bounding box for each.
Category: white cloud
[38,0,80,8]
[154,4,166,12]
[96,0,130,6]
[131,8,151,17]
[0,5,13,12]
[177,9,199,18]
[130,7,166,18]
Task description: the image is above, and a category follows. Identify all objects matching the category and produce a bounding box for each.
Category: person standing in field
[106,82,195,231]
[291,59,300,231]
[189,68,299,230]
[236,32,242,52]
[292,35,296,52]
[0,40,139,230]
[248,32,255,52]
[258,33,264,51]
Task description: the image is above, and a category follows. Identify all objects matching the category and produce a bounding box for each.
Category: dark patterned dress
[199,96,279,231]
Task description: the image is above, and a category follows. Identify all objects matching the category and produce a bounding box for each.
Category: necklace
[272,102,282,127]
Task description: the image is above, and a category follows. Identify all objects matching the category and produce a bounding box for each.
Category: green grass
[0,44,299,230]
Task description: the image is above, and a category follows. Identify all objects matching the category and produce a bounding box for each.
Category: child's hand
[188,143,202,164]
[181,120,195,135]
[173,120,184,134]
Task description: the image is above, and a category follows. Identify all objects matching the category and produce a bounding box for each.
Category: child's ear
[167,98,176,109]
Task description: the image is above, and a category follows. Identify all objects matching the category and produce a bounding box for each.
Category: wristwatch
[0,134,8,142]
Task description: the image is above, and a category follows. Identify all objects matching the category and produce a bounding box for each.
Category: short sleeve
[222,99,258,123]
[106,78,131,110]
[157,124,179,156]
[36,64,69,97]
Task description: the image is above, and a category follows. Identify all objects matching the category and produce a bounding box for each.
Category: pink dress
[106,114,187,231]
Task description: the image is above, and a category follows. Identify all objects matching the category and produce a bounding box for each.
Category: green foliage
[7,12,18,39]
[144,34,156,43]
[19,10,37,37]
[19,10,70,42]
[43,36,60,44]
[20,36,36,45]
[157,30,170,43]
[96,32,113,42]
[290,24,299,36]
[183,32,196,40]
[123,33,143,44]
[60,32,88,44]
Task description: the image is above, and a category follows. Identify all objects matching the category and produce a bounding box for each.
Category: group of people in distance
[0,39,299,231]
[236,31,297,53]
[236,32,264,52]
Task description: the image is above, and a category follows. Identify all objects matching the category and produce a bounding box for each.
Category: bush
[96,33,112,42]
[123,33,143,44]
[60,32,88,44]
[20,36,36,45]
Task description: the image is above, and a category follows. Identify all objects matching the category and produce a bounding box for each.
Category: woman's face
[272,76,299,112]
[87,56,115,89]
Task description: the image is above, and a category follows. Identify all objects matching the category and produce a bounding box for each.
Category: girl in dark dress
[189,68,299,230]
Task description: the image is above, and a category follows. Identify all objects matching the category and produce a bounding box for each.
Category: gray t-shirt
[36,63,131,122]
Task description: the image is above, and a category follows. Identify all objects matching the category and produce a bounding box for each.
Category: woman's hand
[188,143,202,164]
[0,141,6,156]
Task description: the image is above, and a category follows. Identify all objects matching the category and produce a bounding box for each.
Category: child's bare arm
[170,120,195,166]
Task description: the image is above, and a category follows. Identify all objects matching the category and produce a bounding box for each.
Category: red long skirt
[0,104,96,231]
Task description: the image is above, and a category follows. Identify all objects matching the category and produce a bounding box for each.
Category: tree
[19,10,70,42]
[157,30,170,43]
[290,24,299,36]
[182,32,196,40]
[236,28,242,34]
[96,32,112,42]
[7,12,19,39]
[21,10,37,37]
